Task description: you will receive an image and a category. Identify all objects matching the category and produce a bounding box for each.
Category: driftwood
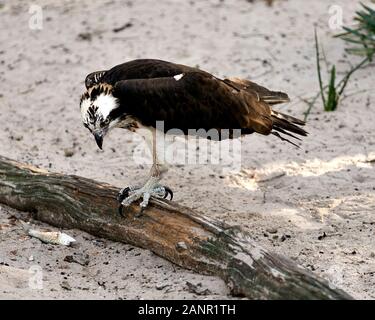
[0,156,352,299]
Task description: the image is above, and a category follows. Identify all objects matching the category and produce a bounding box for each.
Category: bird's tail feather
[270,110,307,148]
[224,78,290,105]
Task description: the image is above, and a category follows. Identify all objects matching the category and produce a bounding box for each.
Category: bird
[80,59,307,215]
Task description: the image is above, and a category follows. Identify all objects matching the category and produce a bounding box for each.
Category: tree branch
[0,156,352,299]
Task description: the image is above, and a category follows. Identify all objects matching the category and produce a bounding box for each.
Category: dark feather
[84,59,308,147]
[224,78,290,105]
[271,112,307,137]
[85,70,107,89]
[272,126,302,141]
[272,132,301,148]
[100,59,206,85]
[271,110,305,126]
[270,110,307,148]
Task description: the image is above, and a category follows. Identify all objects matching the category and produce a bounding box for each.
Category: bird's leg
[118,129,173,216]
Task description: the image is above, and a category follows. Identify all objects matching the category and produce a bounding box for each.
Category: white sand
[0,0,374,299]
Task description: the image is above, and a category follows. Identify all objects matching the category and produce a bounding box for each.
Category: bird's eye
[103,118,110,125]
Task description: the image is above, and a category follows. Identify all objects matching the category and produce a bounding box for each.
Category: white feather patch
[174,73,184,81]
[80,98,91,121]
[80,93,118,123]
[95,93,119,119]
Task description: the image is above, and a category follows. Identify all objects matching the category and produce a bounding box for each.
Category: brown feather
[225,77,290,105]
[89,59,307,147]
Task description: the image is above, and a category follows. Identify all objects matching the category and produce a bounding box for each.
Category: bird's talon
[163,186,173,200]
[118,204,125,217]
[117,187,131,203]
[117,184,174,217]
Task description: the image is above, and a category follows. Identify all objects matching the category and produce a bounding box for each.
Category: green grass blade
[337,56,370,97]
[360,2,375,16]
[326,66,337,111]
[314,29,327,109]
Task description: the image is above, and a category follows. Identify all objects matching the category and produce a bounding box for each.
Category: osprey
[80,59,307,215]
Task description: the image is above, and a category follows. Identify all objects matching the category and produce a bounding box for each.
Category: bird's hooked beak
[94,131,104,150]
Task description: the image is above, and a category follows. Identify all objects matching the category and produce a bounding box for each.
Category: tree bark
[0,156,352,299]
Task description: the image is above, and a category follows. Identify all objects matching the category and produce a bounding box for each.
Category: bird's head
[80,84,122,149]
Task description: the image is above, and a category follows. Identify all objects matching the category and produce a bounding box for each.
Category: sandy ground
[0,0,374,299]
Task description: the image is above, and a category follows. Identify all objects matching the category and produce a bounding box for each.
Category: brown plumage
[83,59,307,145]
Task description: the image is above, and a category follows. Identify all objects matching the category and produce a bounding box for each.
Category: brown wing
[113,72,275,137]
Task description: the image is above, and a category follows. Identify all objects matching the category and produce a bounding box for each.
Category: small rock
[64,253,90,266]
[266,228,278,234]
[28,255,34,262]
[112,22,133,33]
[155,284,170,291]
[61,281,72,291]
[306,264,317,271]
[280,234,291,242]
[10,134,23,141]
[64,148,75,157]
[176,241,188,252]
[318,232,327,240]
[77,32,92,41]
[185,281,212,296]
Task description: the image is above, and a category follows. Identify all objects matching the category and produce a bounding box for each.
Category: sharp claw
[118,204,124,217]
[163,187,173,201]
[117,187,130,203]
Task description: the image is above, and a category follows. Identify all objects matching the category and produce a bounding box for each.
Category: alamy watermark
[28,4,43,30]
[325,264,344,289]
[328,5,343,30]
[132,122,243,174]
[328,4,358,31]
[28,265,43,290]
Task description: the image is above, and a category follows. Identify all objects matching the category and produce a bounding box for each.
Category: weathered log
[0,156,352,299]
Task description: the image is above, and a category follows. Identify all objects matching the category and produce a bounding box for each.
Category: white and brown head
[80,84,123,149]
